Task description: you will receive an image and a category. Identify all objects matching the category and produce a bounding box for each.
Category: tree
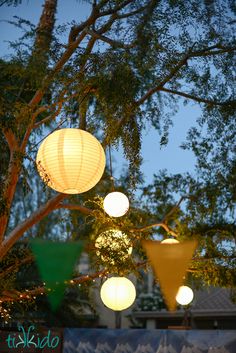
[0,0,235,321]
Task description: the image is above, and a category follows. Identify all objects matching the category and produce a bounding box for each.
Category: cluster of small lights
[0,302,11,324]
[0,274,109,320]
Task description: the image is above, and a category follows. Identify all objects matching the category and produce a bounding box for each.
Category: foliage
[0,0,235,325]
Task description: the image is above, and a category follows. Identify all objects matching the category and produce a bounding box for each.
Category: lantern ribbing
[100,277,136,311]
[36,128,106,194]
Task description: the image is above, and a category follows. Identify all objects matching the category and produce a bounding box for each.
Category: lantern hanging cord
[29,117,68,152]
[108,144,115,191]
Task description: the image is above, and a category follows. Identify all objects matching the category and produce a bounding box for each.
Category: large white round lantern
[161,238,179,244]
[103,192,129,217]
[95,229,132,264]
[100,277,136,311]
[36,128,106,194]
[176,285,194,305]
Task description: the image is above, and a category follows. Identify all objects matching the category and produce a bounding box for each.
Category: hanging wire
[108,144,115,191]
[29,117,68,152]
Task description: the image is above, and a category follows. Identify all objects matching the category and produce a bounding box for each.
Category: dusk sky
[0,0,200,184]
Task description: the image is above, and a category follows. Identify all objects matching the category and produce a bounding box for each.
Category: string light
[0,304,11,323]
[95,229,132,264]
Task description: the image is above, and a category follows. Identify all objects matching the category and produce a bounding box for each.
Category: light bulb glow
[176,285,194,305]
[36,128,106,194]
[95,229,132,264]
[103,192,129,217]
[100,277,136,311]
[161,238,179,244]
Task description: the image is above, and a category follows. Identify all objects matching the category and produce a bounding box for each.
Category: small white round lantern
[100,277,136,311]
[176,285,194,305]
[36,128,106,194]
[103,191,129,217]
[95,229,132,264]
[161,238,179,244]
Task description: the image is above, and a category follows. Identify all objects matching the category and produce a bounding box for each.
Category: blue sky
[0,0,200,184]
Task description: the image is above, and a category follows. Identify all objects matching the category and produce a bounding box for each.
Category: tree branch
[130,222,178,237]
[56,203,93,215]
[0,193,67,260]
[0,269,108,303]
[0,255,33,279]
[130,196,188,237]
[159,87,227,106]
[33,101,62,129]
[99,0,134,17]
[136,52,191,106]
[1,253,234,303]
[2,129,18,151]
[85,28,134,48]
[161,196,186,223]
[0,150,22,241]
[189,45,236,58]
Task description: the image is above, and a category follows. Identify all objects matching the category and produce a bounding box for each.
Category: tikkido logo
[6,325,60,349]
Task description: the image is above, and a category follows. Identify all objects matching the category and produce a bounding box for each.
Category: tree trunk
[30,0,58,76]
[0,0,58,245]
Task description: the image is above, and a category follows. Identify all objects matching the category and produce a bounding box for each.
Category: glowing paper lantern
[161,238,179,244]
[176,285,194,305]
[103,192,129,217]
[95,229,132,264]
[36,128,106,194]
[100,277,136,311]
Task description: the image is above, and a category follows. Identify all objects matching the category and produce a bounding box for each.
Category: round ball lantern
[36,128,106,194]
[100,277,136,311]
[95,229,132,264]
[176,285,194,305]
[103,192,129,217]
[161,238,179,244]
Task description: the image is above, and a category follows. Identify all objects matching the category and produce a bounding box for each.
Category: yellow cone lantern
[36,128,106,194]
[176,285,194,305]
[103,192,129,217]
[100,277,136,311]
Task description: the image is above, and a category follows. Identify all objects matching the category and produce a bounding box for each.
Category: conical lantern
[36,128,106,194]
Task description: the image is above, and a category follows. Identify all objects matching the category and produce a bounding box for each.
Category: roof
[192,287,236,311]
[132,287,236,319]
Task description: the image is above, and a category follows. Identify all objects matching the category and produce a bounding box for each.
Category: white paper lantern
[161,238,179,244]
[36,128,106,194]
[100,277,136,311]
[103,192,129,217]
[176,285,194,305]
[95,229,132,264]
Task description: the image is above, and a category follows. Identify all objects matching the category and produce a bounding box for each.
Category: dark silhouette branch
[159,87,228,106]
[0,193,67,260]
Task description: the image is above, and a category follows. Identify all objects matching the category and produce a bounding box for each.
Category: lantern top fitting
[36,128,106,194]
